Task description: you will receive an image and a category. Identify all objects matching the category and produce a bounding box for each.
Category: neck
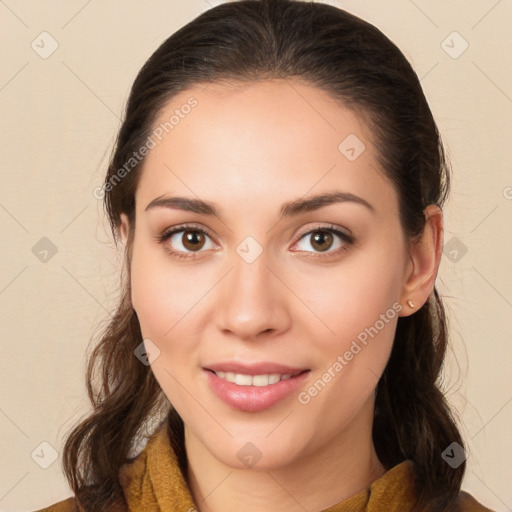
[185,398,386,512]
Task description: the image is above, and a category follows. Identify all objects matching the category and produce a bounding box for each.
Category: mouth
[203,363,310,412]
[207,369,306,387]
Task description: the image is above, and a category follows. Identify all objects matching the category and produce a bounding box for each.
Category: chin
[199,426,312,471]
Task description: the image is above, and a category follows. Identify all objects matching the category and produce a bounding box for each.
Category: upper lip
[204,362,309,376]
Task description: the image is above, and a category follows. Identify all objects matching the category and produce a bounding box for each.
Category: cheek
[289,239,405,411]
[293,243,405,346]
[130,243,204,411]
[130,242,207,340]
[293,261,402,426]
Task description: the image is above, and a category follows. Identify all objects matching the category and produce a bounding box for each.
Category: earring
[407,300,415,308]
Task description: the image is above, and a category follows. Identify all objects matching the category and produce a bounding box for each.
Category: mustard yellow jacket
[34,425,494,511]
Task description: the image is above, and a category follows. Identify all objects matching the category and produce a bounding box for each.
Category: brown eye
[310,231,334,252]
[293,226,353,256]
[182,230,206,251]
[160,226,216,258]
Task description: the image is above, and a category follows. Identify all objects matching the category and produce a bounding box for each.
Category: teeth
[268,374,281,384]
[235,373,252,385]
[214,371,294,386]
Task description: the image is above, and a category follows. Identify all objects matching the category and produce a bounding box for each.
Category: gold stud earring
[407,300,415,308]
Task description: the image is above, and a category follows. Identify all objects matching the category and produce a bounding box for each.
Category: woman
[35,0,494,510]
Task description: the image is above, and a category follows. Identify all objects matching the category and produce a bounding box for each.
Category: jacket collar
[117,424,416,511]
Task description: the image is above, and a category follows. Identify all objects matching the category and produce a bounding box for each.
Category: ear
[119,213,130,244]
[398,205,443,317]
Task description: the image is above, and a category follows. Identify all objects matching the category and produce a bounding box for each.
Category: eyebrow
[144,191,375,219]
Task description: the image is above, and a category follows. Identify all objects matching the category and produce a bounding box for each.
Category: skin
[120,79,443,512]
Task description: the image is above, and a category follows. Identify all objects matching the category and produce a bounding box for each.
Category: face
[124,79,415,471]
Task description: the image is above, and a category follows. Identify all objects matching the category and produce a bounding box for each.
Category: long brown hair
[62,1,465,510]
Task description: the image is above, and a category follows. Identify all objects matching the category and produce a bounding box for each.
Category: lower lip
[204,369,310,413]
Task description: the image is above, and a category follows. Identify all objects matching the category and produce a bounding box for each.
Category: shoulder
[387,460,495,512]
[457,490,496,511]
[32,497,77,512]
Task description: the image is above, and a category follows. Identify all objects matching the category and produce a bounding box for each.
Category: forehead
[135,79,397,218]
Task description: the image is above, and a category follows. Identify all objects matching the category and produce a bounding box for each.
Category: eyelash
[156,223,354,260]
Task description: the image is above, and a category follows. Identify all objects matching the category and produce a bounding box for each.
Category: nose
[215,251,291,342]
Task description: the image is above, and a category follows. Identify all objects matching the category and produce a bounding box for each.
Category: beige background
[0,0,511,510]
